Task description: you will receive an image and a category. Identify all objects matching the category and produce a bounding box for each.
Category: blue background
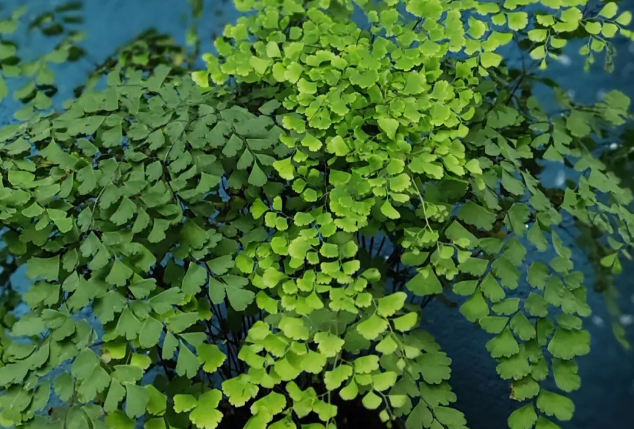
[2,1,634,428]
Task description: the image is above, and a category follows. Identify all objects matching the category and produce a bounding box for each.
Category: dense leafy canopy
[1,1,633,429]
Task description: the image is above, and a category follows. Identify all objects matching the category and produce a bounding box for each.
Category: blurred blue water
[2,1,634,428]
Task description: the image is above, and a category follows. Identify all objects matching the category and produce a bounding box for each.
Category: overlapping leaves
[1,1,633,429]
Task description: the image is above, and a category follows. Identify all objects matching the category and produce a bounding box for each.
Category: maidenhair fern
[0,1,633,429]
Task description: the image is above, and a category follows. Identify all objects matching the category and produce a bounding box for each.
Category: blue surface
[3,1,634,428]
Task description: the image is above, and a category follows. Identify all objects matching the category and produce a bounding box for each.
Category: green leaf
[302,350,327,374]
[417,352,452,384]
[362,391,382,410]
[279,316,309,341]
[536,390,574,421]
[528,262,549,289]
[524,293,549,317]
[457,202,495,230]
[190,390,223,429]
[552,359,581,392]
[459,291,489,322]
[510,313,536,341]
[105,381,126,412]
[250,56,272,74]
[548,328,590,359]
[406,402,434,429]
[227,286,255,311]
[373,371,398,391]
[27,256,60,281]
[174,394,198,413]
[406,267,442,296]
[378,292,407,317]
[512,377,541,401]
[378,117,399,140]
[340,381,359,400]
[150,289,183,314]
[90,370,119,402]
[324,364,353,390]
[357,314,389,340]
[250,199,268,219]
[616,11,632,25]
[381,200,401,219]
[492,298,520,315]
[481,51,503,68]
[479,316,508,334]
[106,411,135,429]
[111,197,136,225]
[393,312,418,332]
[508,12,528,30]
[507,203,530,236]
[183,263,208,295]
[192,71,210,88]
[314,332,345,358]
[599,3,618,18]
[454,280,478,296]
[459,257,489,276]
[566,111,591,137]
[139,317,163,349]
[198,344,227,373]
[481,274,505,303]
[273,157,295,179]
[403,72,426,95]
[497,351,530,380]
[508,403,538,429]
[259,99,281,115]
[207,255,234,275]
[493,257,521,289]
[125,384,150,418]
[377,335,398,355]
[168,313,199,333]
[354,355,380,374]
[445,221,479,249]
[106,259,133,287]
[528,30,548,43]
[54,373,75,402]
[486,327,519,358]
[528,222,548,251]
[249,163,268,186]
[251,392,286,416]
[146,385,167,416]
[176,342,200,378]
[222,375,259,407]
[584,21,602,35]
[116,308,142,340]
[163,332,179,359]
[266,41,281,58]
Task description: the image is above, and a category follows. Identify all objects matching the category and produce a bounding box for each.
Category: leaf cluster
[1,1,634,429]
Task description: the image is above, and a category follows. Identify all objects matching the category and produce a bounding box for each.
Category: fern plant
[1,1,633,429]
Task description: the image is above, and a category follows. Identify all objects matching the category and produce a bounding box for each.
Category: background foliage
[1,1,634,429]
